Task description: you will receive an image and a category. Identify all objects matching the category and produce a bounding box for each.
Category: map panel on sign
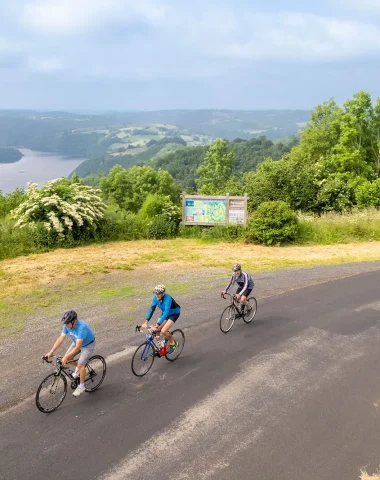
[185,199,226,224]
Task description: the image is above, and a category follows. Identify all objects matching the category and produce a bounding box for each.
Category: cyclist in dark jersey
[221,263,254,313]
[141,284,181,354]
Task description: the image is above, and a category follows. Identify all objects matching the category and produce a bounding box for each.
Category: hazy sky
[1,0,380,110]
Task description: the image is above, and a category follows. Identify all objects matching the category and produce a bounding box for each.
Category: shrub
[355,179,380,208]
[12,179,106,240]
[147,215,178,239]
[247,201,298,245]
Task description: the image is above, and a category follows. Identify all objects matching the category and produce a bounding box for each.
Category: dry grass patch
[1,239,380,302]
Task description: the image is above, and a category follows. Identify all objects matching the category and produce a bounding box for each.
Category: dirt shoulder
[1,258,380,414]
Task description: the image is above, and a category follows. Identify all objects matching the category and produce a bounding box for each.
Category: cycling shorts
[236,287,253,298]
[66,340,95,366]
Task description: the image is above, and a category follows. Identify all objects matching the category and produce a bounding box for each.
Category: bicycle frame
[43,354,79,382]
[135,326,168,360]
[222,292,244,314]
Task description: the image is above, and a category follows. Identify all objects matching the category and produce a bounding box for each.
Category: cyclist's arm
[157,295,171,325]
[46,333,66,358]
[146,299,157,322]
[63,338,83,361]
[224,275,234,293]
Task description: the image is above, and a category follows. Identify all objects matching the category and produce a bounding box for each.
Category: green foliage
[316,173,357,213]
[247,201,298,245]
[147,215,178,239]
[196,139,235,194]
[100,165,180,213]
[355,179,380,208]
[12,179,106,240]
[0,189,25,218]
[244,91,380,214]
[139,194,181,225]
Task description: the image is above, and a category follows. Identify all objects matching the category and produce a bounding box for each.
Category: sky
[1,0,380,111]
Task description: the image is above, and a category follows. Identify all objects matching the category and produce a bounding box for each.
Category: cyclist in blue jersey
[221,263,254,314]
[141,285,181,354]
[45,310,96,397]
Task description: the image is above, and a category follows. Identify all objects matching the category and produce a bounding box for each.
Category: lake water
[0,149,87,194]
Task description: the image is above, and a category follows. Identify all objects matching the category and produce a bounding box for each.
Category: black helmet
[61,310,78,325]
[232,263,242,272]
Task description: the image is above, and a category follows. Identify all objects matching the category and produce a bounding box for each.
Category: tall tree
[196,139,235,194]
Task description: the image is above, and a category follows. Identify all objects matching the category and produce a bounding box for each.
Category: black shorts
[166,313,180,323]
[236,287,253,298]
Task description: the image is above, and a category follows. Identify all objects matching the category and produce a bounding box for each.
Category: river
[0,149,87,194]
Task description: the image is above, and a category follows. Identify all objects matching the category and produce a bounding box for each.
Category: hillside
[147,136,298,189]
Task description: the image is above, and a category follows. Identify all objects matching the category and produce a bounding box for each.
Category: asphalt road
[2,269,380,480]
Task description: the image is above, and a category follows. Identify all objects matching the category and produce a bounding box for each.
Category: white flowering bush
[12,179,106,241]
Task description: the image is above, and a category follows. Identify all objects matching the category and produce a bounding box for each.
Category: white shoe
[73,385,85,397]
[72,370,80,379]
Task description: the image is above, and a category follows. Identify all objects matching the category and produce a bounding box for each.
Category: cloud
[208,13,380,61]
[340,0,380,14]
[22,0,168,35]
[26,56,64,73]
[0,37,25,57]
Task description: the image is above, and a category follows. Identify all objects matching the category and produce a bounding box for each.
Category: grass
[1,237,380,339]
[96,286,137,299]
[297,209,380,244]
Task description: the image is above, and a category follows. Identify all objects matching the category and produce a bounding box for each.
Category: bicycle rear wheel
[35,373,67,413]
[84,355,107,392]
[165,329,185,362]
[131,342,155,377]
[243,297,258,323]
[220,305,236,333]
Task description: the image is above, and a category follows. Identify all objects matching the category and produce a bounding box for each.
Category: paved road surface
[2,270,380,480]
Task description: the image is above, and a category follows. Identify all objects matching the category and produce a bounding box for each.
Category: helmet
[153,284,166,294]
[61,310,78,325]
[232,263,242,272]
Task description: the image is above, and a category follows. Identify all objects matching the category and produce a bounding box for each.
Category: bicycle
[35,353,107,413]
[220,292,257,333]
[131,325,185,377]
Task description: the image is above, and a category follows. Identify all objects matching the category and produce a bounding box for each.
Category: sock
[80,383,85,389]
[74,367,79,375]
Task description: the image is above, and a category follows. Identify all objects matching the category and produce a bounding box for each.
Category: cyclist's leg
[240,288,252,310]
[74,342,95,395]
[65,343,77,367]
[160,319,174,344]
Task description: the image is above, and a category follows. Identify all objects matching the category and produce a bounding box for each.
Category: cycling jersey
[225,271,254,296]
[146,293,181,325]
[62,319,95,347]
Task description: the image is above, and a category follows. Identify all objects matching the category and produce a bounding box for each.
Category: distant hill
[0,109,309,177]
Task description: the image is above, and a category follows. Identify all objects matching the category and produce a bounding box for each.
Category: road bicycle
[35,353,107,413]
[220,292,257,333]
[131,325,185,377]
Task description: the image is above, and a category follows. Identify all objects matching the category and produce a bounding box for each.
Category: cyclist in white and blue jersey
[221,263,254,313]
[141,285,180,354]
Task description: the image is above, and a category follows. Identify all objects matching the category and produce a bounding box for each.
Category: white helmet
[153,284,166,294]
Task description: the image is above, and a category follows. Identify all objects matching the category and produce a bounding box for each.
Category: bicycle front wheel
[35,373,67,413]
[243,297,258,323]
[165,329,185,362]
[220,305,236,333]
[84,355,107,392]
[131,342,155,377]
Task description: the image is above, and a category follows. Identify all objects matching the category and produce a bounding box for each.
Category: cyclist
[221,263,254,314]
[141,285,180,355]
[45,310,96,397]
